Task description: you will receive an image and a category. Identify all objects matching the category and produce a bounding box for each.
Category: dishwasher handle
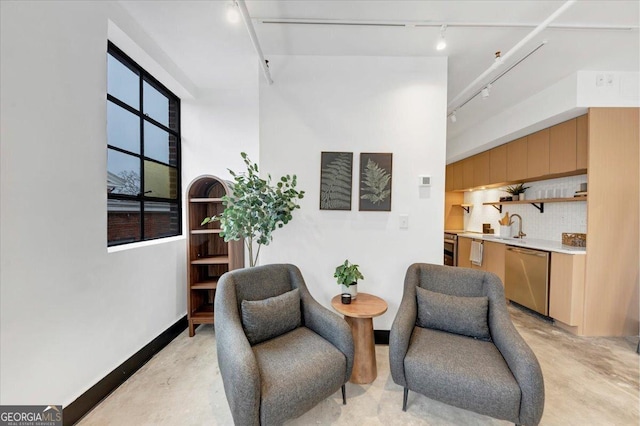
[506,247,548,257]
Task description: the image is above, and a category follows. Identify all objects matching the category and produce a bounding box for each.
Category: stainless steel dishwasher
[505,246,550,316]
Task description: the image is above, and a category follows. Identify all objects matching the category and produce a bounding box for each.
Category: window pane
[144,201,180,239]
[108,102,140,154]
[108,199,141,245]
[107,54,139,109]
[108,149,140,196]
[144,161,177,199]
[143,80,169,126]
[144,122,170,164]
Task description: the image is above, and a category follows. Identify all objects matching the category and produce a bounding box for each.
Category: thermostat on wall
[419,175,431,187]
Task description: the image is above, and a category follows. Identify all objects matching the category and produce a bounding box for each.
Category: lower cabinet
[549,252,586,327]
[457,238,505,285]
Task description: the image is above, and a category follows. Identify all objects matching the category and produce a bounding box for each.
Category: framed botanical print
[320,152,353,210]
[359,152,392,212]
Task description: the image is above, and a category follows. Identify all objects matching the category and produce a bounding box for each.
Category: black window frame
[107,41,182,247]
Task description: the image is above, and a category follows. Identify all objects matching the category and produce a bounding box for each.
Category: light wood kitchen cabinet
[527,129,550,179]
[457,238,505,284]
[489,145,507,185]
[462,158,474,190]
[576,114,588,170]
[453,161,464,191]
[482,241,505,285]
[507,137,528,181]
[457,237,472,268]
[445,164,454,192]
[549,253,585,327]
[473,151,491,188]
[549,118,577,174]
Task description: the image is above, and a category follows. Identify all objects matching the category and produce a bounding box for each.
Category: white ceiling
[120,0,639,142]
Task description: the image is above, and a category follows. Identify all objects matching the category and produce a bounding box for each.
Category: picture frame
[320,152,353,210]
[359,152,392,212]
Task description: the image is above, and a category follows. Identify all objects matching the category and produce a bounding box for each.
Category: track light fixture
[481,84,492,99]
[436,24,447,51]
[226,1,240,23]
[450,111,457,123]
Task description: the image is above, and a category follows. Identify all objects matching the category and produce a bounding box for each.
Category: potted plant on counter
[334,259,364,300]
[505,183,530,201]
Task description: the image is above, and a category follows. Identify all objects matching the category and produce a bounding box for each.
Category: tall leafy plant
[201,152,305,267]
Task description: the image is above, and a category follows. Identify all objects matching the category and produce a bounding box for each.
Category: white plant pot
[341,283,357,300]
[500,225,512,238]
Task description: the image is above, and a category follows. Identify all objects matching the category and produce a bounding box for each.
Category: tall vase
[341,283,358,300]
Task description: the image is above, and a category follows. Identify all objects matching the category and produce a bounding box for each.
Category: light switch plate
[399,214,409,229]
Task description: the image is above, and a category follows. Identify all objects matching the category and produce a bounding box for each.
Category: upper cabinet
[462,157,474,190]
[576,114,588,170]
[446,114,589,192]
[445,163,454,192]
[507,137,528,181]
[549,119,577,174]
[473,151,491,188]
[527,129,550,179]
[453,161,464,190]
[489,145,507,185]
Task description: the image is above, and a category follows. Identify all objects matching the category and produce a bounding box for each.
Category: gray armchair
[389,263,544,425]
[215,263,354,426]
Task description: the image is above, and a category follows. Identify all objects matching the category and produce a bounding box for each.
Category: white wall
[0,1,258,407]
[258,55,448,330]
[463,175,587,241]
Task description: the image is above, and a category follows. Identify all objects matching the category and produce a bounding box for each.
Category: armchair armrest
[389,265,419,387]
[215,275,261,426]
[288,265,354,381]
[489,296,545,425]
[304,297,354,381]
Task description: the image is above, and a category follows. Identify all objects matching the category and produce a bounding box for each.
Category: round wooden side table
[331,292,388,384]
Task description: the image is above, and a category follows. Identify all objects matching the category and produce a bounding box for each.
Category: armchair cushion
[405,326,521,422]
[416,286,490,341]
[254,327,347,425]
[241,288,301,345]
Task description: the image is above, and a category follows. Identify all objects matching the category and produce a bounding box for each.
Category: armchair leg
[342,384,346,405]
[402,388,408,411]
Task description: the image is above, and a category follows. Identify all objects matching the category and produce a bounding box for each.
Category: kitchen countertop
[457,232,586,255]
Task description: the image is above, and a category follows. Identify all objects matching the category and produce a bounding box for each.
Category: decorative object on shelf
[201,152,305,267]
[359,153,392,211]
[562,233,587,247]
[482,223,494,234]
[504,183,530,201]
[334,259,364,300]
[320,152,353,210]
[499,196,513,202]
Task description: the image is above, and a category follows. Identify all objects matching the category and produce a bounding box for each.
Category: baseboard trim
[63,315,188,425]
[374,330,390,345]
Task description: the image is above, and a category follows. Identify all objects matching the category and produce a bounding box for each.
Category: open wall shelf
[483,196,587,214]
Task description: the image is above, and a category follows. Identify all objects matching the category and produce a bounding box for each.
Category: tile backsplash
[464,175,587,242]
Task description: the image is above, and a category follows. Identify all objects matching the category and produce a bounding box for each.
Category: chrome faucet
[510,214,526,238]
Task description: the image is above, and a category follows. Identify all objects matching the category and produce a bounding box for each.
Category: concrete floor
[79,306,639,425]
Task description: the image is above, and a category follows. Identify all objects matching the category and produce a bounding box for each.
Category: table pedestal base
[345,316,376,384]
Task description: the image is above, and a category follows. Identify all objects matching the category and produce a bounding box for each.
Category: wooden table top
[331,292,388,319]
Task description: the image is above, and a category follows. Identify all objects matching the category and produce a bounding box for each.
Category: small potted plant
[505,183,530,201]
[334,260,364,300]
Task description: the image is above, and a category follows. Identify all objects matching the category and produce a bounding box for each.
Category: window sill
[108,235,186,253]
